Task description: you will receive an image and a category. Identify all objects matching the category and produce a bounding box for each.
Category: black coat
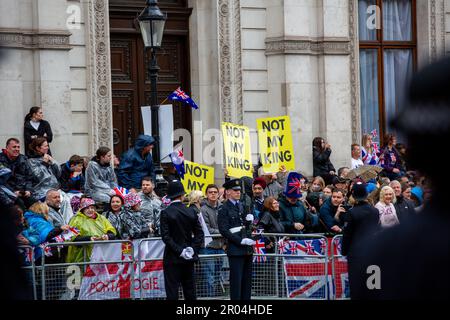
[355,203,450,299]
[24,120,53,156]
[218,200,253,257]
[160,202,204,264]
[394,196,416,223]
[0,151,35,192]
[342,202,380,258]
[313,146,335,177]
[341,201,380,299]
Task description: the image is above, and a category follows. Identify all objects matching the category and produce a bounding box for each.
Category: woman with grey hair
[375,186,400,228]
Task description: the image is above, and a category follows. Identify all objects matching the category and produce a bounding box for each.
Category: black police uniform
[160,181,204,300]
[218,179,254,300]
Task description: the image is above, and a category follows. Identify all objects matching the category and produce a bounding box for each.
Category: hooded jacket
[117,135,156,189]
[84,157,118,203]
[22,211,63,260]
[138,191,163,236]
[27,153,61,200]
[67,211,117,263]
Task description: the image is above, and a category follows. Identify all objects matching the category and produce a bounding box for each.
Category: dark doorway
[109,0,192,157]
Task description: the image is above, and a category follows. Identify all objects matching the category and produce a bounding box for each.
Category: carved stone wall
[349,0,360,144]
[218,0,243,124]
[0,29,72,49]
[86,0,114,154]
[265,37,351,56]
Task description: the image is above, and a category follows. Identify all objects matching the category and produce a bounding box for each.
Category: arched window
[358,0,416,144]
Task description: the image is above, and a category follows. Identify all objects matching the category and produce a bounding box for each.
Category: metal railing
[19,233,350,300]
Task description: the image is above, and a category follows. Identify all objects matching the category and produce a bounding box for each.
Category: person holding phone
[312,137,336,185]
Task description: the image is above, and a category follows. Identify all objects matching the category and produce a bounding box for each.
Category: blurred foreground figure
[354,57,450,299]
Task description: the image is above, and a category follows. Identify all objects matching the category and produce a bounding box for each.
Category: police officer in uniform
[160,180,204,300]
[218,178,255,300]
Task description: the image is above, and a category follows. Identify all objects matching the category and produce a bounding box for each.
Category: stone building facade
[1,0,449,179]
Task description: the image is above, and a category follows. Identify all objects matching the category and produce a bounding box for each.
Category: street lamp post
[138,0,168,196]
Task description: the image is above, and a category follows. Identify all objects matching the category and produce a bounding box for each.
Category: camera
[341,204,353,212]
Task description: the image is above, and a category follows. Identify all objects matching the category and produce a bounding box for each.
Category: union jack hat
[284,172,305,199]
[79,198,96,212]
[124,193,142,208]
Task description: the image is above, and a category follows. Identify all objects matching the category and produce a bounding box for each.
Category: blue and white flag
[170,148,185,179]
[167,87,199,110]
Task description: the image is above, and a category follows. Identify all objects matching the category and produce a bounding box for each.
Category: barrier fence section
[20,233,350,300]
[330,235,350,300]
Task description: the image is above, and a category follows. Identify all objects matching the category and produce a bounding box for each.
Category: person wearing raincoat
[117,135,156,189]
[21,201,69,261]
[27,137,61,200]
[67,197,117,263]
[84,147,118,204]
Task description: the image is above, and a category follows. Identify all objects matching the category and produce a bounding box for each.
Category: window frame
[359,0,418,144]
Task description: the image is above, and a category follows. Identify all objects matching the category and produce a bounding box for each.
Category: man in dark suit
[218,178,255,300]
[160,180,204,300]
[341,181,380,298]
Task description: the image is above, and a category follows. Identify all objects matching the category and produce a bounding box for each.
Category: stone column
[265,0,353,176]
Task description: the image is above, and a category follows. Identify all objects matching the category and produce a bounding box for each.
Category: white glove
[180,248,193,260]
[185,247,194,258]
[241,238,256,246]
[245,214,254,222]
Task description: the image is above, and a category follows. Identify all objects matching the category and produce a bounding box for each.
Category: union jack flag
[372,142,380,155]
[39,242,53,257]
[279,238,350,299]
[253,239,267,263]
[287,178,302,196]
[114,186,130,199]
[370,129,378,139]
[168,87,199,109]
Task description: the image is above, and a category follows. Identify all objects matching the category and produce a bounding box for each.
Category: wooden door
[109,0,192,157]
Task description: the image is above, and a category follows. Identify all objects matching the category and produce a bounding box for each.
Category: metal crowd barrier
[330,235,350,300]
[19,233,350,300]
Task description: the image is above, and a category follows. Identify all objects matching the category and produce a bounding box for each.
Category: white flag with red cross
[78,240,165,300]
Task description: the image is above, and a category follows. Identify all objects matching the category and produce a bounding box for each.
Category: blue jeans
[199,248,225,297]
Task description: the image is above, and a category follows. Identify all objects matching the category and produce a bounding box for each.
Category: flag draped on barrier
[278,238,349,299]
[78,240,165,300]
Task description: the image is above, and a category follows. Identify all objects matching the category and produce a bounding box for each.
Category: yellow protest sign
[181,160,215,194]
[221,122,253,178]
[257,115,295,173]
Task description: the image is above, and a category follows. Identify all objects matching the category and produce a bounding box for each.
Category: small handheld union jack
[370,129,378,139]
[167,87,199,110]
[253,239,267,263]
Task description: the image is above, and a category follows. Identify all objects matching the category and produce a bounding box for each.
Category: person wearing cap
[251,177,266,221]
[117,134,156,189]
[218,178,255,300]
[159,180,204,300]
[67,197,117,263]
[341,181,380,298]
[258,165,288,199]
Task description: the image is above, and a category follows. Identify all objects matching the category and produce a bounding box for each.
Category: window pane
[383,0,412,41]
[383,49,413,142]
[360,49,380,137]
[359,0,378,41]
